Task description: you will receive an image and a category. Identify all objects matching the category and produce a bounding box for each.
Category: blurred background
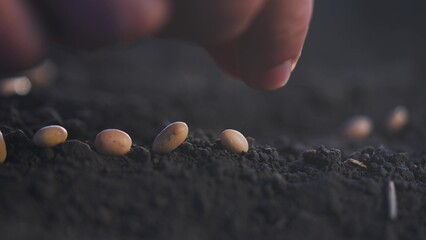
[3,0,426,150]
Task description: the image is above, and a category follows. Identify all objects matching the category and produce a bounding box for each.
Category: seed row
[344,106,409,140]
[0,105,411,164]
[0,122,250,164]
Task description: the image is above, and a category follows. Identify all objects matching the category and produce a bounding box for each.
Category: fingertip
[242,59,293,91]
[235,0,312,90]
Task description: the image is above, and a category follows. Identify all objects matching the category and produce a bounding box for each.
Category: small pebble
[33,125,68,148]
[152,122,189,154]
[0,130,7,163]
[344,116,372,140]
[220,129,249,153]
[387,106,409,133]
[94,129,132,156]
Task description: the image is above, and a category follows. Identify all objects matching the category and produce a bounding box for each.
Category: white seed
[220,129,249,153]
[94,129,132,156]
[0,76,32,96]
[387,106,409,133]
[344,158,367,169]
[152,122,189,154]
[344,116,372,140]
[0,130,7,163]
[388,181,398,220]
[33,125,68,148]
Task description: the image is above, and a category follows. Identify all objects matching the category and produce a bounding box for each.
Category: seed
[94,129,132,156]
[152,122,189,154]
[388,181,398,220]
[33,125,68,148]
[25,60,56,86]
[220,129,249,153]
[344,116,372,140]
[0,130,7,163]
[387,106,409,133]
[344,158,367,169]
[0,76,32,96]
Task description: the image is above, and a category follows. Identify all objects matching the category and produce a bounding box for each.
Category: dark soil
[1,1,426,240]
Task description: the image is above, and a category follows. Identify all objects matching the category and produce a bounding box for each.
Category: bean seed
[344,158,367,169]
[152,122,189,154]
[344,116,372,140]
[0,130,6,163]
[26,60,56,86]
[94,129,132,156]
[33,125,68,148]
[220,129,249,153]
[388,181,398,220]
[0,76,32,96]
[387,106,408,133]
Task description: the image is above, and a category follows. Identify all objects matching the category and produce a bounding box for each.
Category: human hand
[0,0,313,90]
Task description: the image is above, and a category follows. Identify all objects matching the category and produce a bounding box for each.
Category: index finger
[237,0,313,90]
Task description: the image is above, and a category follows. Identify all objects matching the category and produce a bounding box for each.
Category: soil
[1,1,426,240]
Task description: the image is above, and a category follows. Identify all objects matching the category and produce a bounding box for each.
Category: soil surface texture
[1,1,426,240]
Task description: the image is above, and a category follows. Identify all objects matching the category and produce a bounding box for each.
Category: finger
[206,42,241,79]
[162,0,266,45]
[35,0,170,49]
[0,1,45,73]
[237,0,313,90]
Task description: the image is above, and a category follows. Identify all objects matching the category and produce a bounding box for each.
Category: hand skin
[0,0,313,90]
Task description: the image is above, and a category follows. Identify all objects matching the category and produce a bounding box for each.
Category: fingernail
[291,58,299,72]
[292,51,302,72]
[257,59,293,90]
